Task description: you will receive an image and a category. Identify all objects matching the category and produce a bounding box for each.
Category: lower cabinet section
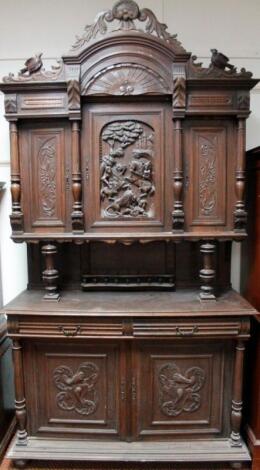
[23,339,234,442]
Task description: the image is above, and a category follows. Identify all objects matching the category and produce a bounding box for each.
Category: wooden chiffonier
[0,1,258,468]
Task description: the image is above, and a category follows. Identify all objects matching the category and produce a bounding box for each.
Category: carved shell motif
[84,64,170,95]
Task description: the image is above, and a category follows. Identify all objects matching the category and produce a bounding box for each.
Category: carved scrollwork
[3,58,64,83]
[84,63,170,95]
[188,55,253,79]
[158,363,206,417]
[53,362,99,416]
[199,136,217,216]
[100,120,155,218]
[4,95,17,113]
[71,0,186,53]
[38,137,56,217]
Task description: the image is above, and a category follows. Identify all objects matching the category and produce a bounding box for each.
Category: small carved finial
[19,53,43,76]
[210,49,236,72]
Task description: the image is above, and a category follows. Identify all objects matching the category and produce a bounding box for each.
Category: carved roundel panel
[100,120,155,219]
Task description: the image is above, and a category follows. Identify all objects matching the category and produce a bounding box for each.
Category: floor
[0,460,252,470]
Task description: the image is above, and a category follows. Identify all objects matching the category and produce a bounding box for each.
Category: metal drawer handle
[176,326,199,336]
[59,326,81,337]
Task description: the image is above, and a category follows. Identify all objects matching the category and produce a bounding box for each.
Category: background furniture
[243,147,260,470]
[0,1,258,468]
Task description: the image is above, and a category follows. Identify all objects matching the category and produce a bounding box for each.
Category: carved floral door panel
[23,341,125,439]
[83,102,172,231]
[183,120,236,233]
[132,341,233,440]
[19,122,71,233]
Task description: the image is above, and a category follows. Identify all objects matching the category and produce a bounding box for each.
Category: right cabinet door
[183,119,236,234]
[132,340,233,440]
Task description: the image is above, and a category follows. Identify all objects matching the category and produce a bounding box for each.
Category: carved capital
[4,94,17,114]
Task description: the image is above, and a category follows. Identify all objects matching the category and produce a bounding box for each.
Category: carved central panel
[38,137,56,217]
[53,362,99,416]
[158,363,206,417]
[100,120,155,218]
[199,135,217,216]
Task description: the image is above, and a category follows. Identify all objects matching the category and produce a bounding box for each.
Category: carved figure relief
[100,120,155,218]
[53,362,99,416]
[199,135,217,216]
[38,137,57,217]
[158,363,206,417]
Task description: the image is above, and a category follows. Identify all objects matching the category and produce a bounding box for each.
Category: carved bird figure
[20,53,43,75]
[210,49,236,71]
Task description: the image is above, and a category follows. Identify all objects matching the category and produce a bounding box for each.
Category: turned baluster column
[12,340,27,446]
[199,241,216,300]
[42,244,60,300]
[230,340,245,446]
[71,120,84,232]
[172,118,185,231]
[234,118,247,231]
[10,122,23,233]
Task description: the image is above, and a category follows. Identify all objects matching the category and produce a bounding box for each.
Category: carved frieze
[3,58,64,83]
[38,137,57,217]
[84,64,170,95]
[199,135,217,216]
[53,362,99,416]
[100,120,155,218]
[188,55,253,79]
[71,0,186,53]
[158,363,206,417]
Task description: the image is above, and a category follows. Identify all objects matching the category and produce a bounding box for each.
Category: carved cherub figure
[210,49,236,72]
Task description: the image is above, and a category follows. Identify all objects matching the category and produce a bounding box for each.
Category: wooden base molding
[7,437,251,464]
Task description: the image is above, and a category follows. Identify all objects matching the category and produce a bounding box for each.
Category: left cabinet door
[19,121,71,233]
[23,340,126,440]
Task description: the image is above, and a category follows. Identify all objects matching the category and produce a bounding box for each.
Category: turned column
[10,122,23,233]
[12,340,27,446]
[41,244,60,300]
[199,241,216,300]
[71,120,84,232]
[230,340,245,447]
[172,118,184,231]
[234,118,247,231]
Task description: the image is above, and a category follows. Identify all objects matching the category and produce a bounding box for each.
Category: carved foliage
[67,79,81,109]
[100,120,155,218]
[199,135,217,216]
[3,59,64,83]
[84,64,170,95]
[71,0,186,53]
[158,363,206,417]
[4,95,17,113]
[53,362,99,416]
[38,137,57,217]
[173,76,186,108]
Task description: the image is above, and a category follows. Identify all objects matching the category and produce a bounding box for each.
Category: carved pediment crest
[188,54,253,79]
[3,56,64,83]
[70,0,186,53]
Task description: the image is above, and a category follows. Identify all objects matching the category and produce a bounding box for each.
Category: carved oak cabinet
[0,1,258,468]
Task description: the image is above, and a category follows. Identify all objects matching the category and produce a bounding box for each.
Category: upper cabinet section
[0,0,258,242]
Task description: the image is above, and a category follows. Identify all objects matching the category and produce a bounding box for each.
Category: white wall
[0,0,260,302]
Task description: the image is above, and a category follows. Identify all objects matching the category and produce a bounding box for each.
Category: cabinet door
[132,340,232,440]
[19,121,71,233]
[24,340,126,439]
[83,102,172,232]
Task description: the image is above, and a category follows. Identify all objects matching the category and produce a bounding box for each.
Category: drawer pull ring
[176,326,198,336]
[59,326,81,337]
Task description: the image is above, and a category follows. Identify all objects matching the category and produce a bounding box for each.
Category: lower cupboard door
[132,340,233,440]
[23,340,125,439]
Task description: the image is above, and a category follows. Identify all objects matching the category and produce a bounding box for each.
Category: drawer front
[23,340,124,439]
[9,316,249,339]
